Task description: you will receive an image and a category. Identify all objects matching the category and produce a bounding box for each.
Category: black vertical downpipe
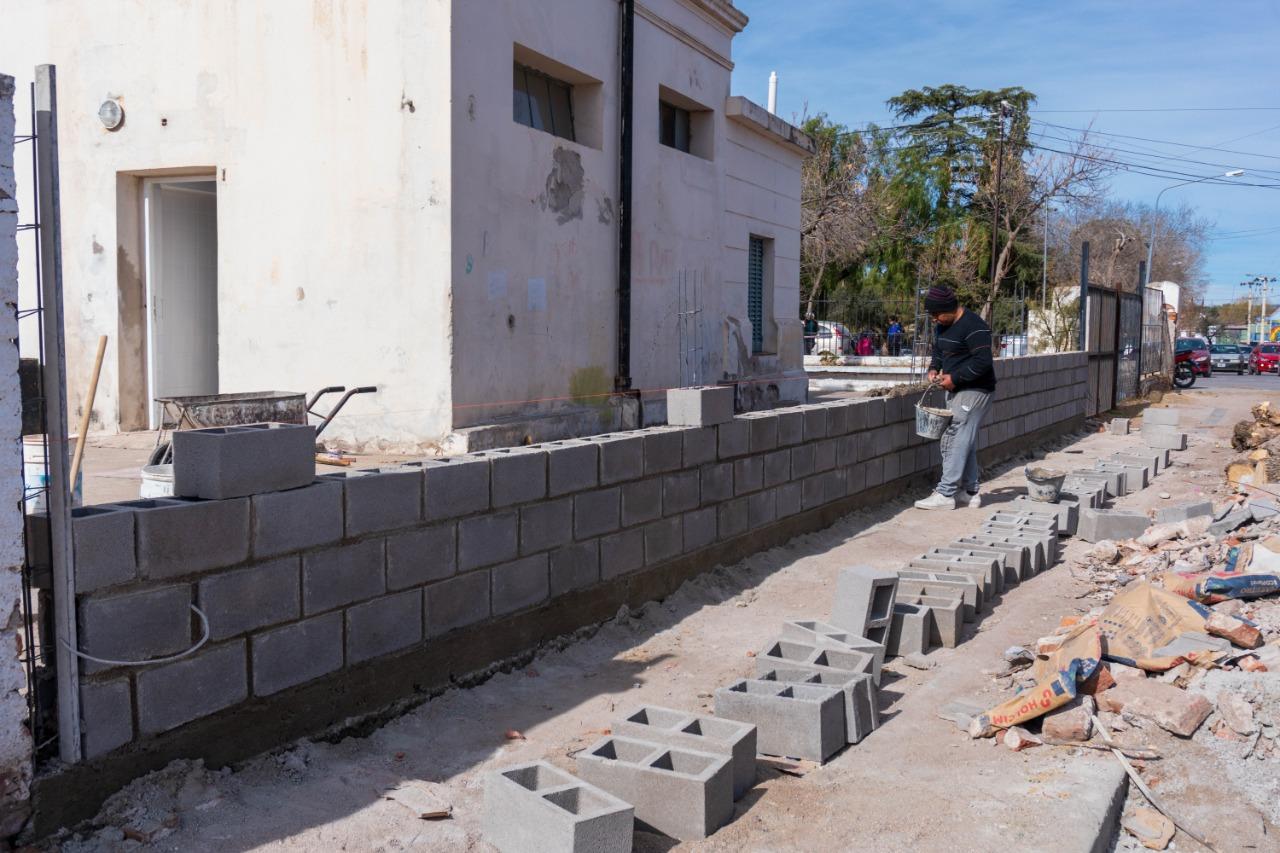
[616,0,634,391]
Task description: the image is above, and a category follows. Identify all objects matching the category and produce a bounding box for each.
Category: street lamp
[1144,169,1246,288]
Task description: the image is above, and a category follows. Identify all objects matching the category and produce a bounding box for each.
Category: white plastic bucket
[22,436,82,513]
[140,464,175,498]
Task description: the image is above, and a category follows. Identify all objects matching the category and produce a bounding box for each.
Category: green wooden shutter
[748,237,765,354]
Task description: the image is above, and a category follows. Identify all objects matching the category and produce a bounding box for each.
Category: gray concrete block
[330,467,422,536]
[717,497,749,540]
[550,541,599,595]
[776,481,803,517]
[746,412,779,453]
[758,667,877,745]
[641,427,685,475]
[662,469,700,515]
[1074,466,1125,497]
[576,736,734,841]
[779,619,886,685]
[80,678,134,759]
[124,497,250,580]
[682,427,718,468]
[800,475,825,511]
[545,439,600,497]
[1064,470,1117,499]
[520,498,573,555]
[756,638,876,681]
[896,575,980,622]
[682,507,717,552]
[1142,425,1187,451]
[483,762,633,853]
[927,544,1016,591]
[717,419,750,459]
[136,640,248,734]
[1061,479,1107,510]
[1078,508,1150,543]
[492,554,549,615]
[302,539,385,615]
[733,455,763,495]
[957,532,1043,577]
[458,511,519,571]
[908,556,999,600]
[1113,451,1162,477]
[901,593,963,648]
[198,557,300,641]
[762,448,790,487]
[886,602,931,656]
[775,409,804,446]
[346,589,423,664]
[667,386,734,427]
[984,510,1058,544]
[830,566,898,643]
[425,570,490,636]
[1008,495,1079,537]
[251,611,344,696]
[1097,460,1148,493]
[1109,418,1130,435]
[979,524,1056,569]
[643,516,683,565]
[824,402,851,436]
[420,455,490,521]
[386,523,456,590]
[574,487,621,539]
[700,462,733,504]
[812,439,837,474]
[78,585,192,674]
[790,444,816,479]
[485,447,548,508]
[1154,500,1214,524]
[69,505,138,593]
[600,528,644,580]
[251,480,343,559]
[1142,408,1180,427]
[715,680,844,763]
[614,706,757,800]
[588,433,645,485]
[747,488,777,527]
[802,407,827,441]
[621,478,662,527]
[172,423,316,500]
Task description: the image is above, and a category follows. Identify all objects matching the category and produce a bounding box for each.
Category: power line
[1030,128,1280,180]
[1030,118,1280,162]
[1031,107,1280,114]
[1027,140,1280,187]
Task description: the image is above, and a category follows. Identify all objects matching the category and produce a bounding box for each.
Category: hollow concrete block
[418,455,490,521]
[79,678,134,759]
[886,602,931,656]
[1008,496,1079,537]
[28,503,137,593]
[250,611,344,696]
[135,640,247,735]
[830,566,898,645]
[1078,507,1150,543]
[120,496,250,580]
[758,667,878,745]
[957,532,1043,577]
[908,555,1000,599]
[172,422,316,500]
[715,679,844,763]
[666,386,734,427]
[779,619,886,684]
[483,761,634,853]
[484,447,548,508]
[895,574,980,622]
[1154,500,1213,524]
[614,705,757,800]
[251,480,343,559]
[576,735,733,841]
[587,433,645,485]
[78,584,192,674]
[327,467,422,537]
[1142,425,1187,451]
[928,545,1019,589]
[900,592,963,648]
[545,439,600,497]
[641,427,685,475]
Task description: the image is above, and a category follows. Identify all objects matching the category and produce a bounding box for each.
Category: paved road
[1188,370,1280,393]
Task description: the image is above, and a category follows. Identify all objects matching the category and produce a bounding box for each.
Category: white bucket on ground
[1025,466,1067,502]
[140,464,174,499]
[22,435,82,513]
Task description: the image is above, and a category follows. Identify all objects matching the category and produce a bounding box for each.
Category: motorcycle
[1173,360,1196,389]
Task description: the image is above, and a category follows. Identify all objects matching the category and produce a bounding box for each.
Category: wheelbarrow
[148,386,376,465]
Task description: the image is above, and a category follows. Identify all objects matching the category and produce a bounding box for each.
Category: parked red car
[1175,337,1211,378]
[1250,343,1280,374]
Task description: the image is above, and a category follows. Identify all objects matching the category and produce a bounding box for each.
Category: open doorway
[142,178,218,428]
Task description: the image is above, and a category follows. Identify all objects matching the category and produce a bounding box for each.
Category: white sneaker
[965,492,982,509]
[915,491,957,511]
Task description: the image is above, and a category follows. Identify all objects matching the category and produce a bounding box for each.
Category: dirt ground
[52,380,1278,852]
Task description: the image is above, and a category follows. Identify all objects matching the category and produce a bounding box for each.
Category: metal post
[989,103,1007,287]
[1136,260,1146,382]
[615,0,634,392]
[1078,241,1090,353]
[35,65,81,763]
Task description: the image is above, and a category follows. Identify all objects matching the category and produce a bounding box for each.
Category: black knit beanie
[924,285,958,315]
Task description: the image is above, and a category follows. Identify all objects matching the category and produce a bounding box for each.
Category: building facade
[5,0,811,451]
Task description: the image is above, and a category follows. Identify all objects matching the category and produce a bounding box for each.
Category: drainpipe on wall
[615,0,634,393]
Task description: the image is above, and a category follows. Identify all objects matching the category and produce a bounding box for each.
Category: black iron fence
[801,295,1030,359]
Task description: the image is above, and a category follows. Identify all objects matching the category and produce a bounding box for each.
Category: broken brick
[1002,726,1041,751]
[1106,681,1211,737]
[1121,807,1174,850]
[1216,692,1256,735]
[1040,695,1094,742]
[1204,612,1262,650]
[1078,665,1116,695]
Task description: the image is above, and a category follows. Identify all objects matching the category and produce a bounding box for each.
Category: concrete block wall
[64,353,1087,776]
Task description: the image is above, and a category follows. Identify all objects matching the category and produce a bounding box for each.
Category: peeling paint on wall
[540,147,583,224]
[569,366,611,412]
[596,197,613,225]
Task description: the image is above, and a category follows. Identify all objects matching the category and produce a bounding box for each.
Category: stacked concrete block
[714,680,845,763]
[484,761,633,853]
[1065,470,1119,500]
[900,593,963,648]
[909,553,1000,599]
[886,602,931,656]
[1007,496,1079,537]
[1109,418,1130,435]
[1061,479,1107,510]
[756,638,876,681]
[197,557,300,641]
[1096,460,1148,493]
[80,679,134,759]
[640,427,685,476]
[1143,426,1188,451]
[418,455,491,521]
[251,480,344,559]
[326,467,422,536]
[173,423,316,500]
[614,705,756,800]
[118,497,250,579]
[1073,467,1125,498]
[78,585,193,673]
[928,545,1019,589]
[666,386,734,427]
[545,439,600,497]
[251,612,344,696]
[779,619,886,684]
[588,432,646,485]
[716,419,751,460]
[759,667,878,744]
[829,566,897,645]
[1112,451,1161,479]
[576,736,733,841]
[895,570,982,621]
[135,641,248,734]
[981,512,1057,563]
[1078,508,1150,543]
[956,532,1043,578]
[1154,500,1214,524]
[28,503,136,592]
[484,446,549,507]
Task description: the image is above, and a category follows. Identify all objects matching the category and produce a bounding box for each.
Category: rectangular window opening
[660,101,692,153]
[748,236,766,355]
[513,62,575,142]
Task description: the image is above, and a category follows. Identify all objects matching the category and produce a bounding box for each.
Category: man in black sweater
[915,285,998,510]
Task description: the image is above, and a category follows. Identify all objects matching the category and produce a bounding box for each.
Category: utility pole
[1244,279,1255,343]
[989,100,1011,286]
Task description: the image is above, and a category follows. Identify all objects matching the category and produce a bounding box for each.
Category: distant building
[1148,280,1181,313]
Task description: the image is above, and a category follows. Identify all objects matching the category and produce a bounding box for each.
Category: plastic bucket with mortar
[914,385,953,440]
[1025,466,1067,502]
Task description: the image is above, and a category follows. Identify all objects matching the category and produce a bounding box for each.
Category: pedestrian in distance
[803,313,819,355]
[914,285,997,511]
[887,316,903,357]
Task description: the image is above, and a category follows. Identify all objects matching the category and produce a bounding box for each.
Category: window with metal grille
[513,62,575,142]
[748,236,765,354]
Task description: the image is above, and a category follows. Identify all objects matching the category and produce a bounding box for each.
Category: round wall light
[98,99,124,131]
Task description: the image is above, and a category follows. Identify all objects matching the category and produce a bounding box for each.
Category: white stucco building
[5,0,812,451]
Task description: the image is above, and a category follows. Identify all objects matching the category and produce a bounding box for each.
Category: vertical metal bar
[1078,241,1089,354]
[615,0,634,391]
[35,65,81,763]
[1136,261,1146,384]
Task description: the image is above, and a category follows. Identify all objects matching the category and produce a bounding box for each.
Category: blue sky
[730,0,1280,304]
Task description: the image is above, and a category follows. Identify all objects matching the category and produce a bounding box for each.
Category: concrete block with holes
[614,705,757,800]
[587,432,645,485]
[1093,461,1143,494]
[895,572,981,621]
[417,455,491,521]
[483,446,548,507]
[758,667,878,745]
[829,566,898,646]
[1078,507,1150,543]
[1112,450,1161,478]
[754,637,876,683]
[1066,469,1119,499]
[483,761,633,853]
[886,602,932,656]
[325,467,422,536]
[1142,425,1188,451]
[908,555,1000,599]
[1061,479,1106,510]
[544,439,599,497]
[576,735,734,841]
[778,619,886,685]
[1007,496,1079,537]
[172,423,316,500]
[250,480,344,559]
[955,532,1043,577]
[898,592,963,648]
[666,386,734,427]
[135,640,248,735]
[714,679,845,763]
[122,496,250,580]
[927,544,1020,589]
[27,503,136,593]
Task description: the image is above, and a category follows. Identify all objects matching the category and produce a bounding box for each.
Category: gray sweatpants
[935,388,993,498]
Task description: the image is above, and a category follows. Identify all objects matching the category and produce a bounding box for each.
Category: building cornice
[676,0,749,34]
[725,96,816,157]
[636,2,734,71]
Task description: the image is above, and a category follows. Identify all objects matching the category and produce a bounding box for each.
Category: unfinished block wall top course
[50,354,1089,800]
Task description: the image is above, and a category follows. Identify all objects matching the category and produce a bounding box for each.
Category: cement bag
[1161,541,1280,603]
[971,622,1101,735]
[1096,582,1219,671]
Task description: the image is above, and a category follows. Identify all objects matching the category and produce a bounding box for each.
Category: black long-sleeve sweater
[929,309,997,392]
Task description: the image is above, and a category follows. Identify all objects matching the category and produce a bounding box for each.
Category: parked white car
[813,321,854,355]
